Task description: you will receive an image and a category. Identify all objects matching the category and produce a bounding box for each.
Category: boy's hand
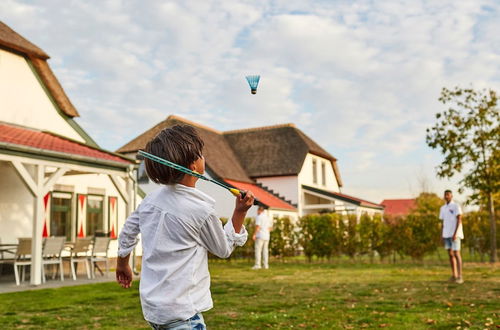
[116,262,133,289]
[235,190,255,212]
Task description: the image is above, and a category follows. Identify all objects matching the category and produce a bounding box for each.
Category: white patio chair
[0,237,33,286]
[66,238,92,280]
[41,236,66,283]
[89,237,111,278]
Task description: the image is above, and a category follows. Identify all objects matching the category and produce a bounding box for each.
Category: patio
[0,257,140,294]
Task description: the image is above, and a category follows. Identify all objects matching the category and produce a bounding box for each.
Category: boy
[116,125,254,329]
[439,189,464,284]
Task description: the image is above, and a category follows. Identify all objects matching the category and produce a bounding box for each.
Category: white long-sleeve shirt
[118,184,248,324]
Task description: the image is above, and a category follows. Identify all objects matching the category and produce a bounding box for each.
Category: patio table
[0,244,17,257]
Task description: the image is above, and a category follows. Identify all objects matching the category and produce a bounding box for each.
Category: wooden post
[31,164,44,285]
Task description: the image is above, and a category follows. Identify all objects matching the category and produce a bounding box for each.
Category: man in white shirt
[115,125,255,328]
[252,206,272,270]
[439,189,464,284]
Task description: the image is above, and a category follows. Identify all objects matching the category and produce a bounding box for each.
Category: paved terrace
[0,264,140,294]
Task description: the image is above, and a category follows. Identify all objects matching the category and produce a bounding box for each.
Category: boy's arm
[452,204,463,240]
[199,191,254,258]
[232,191,255,232]
[116,208,141,288]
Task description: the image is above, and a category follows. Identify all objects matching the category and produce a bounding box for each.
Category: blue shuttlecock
[245,75,260,94]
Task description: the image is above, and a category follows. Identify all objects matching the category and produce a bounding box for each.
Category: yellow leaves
[425,318,436,325]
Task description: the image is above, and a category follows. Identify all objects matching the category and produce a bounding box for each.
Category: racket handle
[240,191,260,206]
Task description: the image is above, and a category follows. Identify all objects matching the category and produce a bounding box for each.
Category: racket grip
[240,191,260,206]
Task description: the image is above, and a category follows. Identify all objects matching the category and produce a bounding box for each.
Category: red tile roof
[381,199,416,216]
[0,124,131,164]
[225,179,296,211]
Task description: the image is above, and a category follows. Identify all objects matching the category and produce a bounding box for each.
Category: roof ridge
[223,123,296,135]
[0,21,49,59]
[166,115,222,134]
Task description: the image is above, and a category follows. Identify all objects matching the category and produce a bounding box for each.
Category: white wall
[0,49,84,142]
[255,176,299,205]
[298,153,340,192]
[0,162,33,244]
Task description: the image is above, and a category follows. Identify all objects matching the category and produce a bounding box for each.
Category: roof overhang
[302,185,384,210]
[0,141,136,173]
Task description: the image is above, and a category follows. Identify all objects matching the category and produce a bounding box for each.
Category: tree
[426,87,500,262]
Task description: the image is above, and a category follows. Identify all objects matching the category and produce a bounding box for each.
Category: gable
[224,125,342,186]
[0,48,85,143]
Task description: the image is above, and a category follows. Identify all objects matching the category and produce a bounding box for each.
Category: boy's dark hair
[444,189,452,194]
[144,125,204,184]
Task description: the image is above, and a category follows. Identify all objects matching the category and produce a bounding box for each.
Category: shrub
[270,217,298,259]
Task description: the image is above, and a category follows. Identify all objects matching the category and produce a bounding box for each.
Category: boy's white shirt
[439,200,464,239]
[118,184,248,324]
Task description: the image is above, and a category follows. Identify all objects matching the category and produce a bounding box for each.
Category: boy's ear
[188,161,197,171]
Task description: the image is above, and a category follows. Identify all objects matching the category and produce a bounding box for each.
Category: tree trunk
[488,192,497,263]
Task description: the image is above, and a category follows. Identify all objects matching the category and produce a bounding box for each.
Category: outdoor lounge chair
[41,236,66,283]
[66,237,92,280]
[89,237,111,278]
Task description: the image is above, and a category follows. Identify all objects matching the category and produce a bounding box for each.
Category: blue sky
[2,0,499,205]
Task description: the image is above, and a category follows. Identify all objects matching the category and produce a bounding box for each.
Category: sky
[2,0,499,206]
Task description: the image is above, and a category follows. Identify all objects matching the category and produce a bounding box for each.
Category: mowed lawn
[0,260,498,329]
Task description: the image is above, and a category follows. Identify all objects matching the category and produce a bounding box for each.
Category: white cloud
[2,0,499,203]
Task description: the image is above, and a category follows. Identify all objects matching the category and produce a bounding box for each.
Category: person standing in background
[439,189,464,284]
[252,206,272,270]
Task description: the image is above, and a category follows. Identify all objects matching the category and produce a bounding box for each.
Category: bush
[270,217,298,259]
[298,214,338,261]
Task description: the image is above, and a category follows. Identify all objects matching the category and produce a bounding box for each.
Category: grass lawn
[0,259,498,329]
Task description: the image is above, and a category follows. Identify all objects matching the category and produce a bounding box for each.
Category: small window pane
[51,195,72,241]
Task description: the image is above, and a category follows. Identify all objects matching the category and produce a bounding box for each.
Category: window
[86,195,104,236]
[321,162,326,186]
[50,192,73,241]
[312,159,317,184]
[138,161,149,183]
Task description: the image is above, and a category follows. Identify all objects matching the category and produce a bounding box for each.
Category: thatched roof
[0,21,48,59]
[0,21,79,117]
[117,115,253,183]
[224,124,343,186]
[117,115,343,187]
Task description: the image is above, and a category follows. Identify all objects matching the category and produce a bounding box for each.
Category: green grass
[0,260,498,329]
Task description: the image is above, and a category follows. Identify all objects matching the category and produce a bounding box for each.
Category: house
[0,21,139,285]
[380,199,416,217]
[117,115,384,221]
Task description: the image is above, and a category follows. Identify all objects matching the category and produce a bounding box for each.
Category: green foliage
[269,217,298,258]
[426,87,499,199]
[342,214,359,258]
[399,214,440,260]
[395,193,442,260]
[298,214,339,261]
[462,210,500,260]
[358,213,372,256]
